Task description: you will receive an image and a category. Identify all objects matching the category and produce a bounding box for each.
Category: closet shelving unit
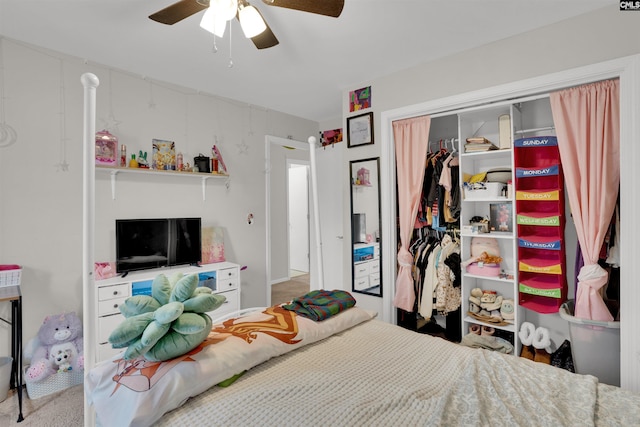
[458,102,520,349]
[410,96,565,354]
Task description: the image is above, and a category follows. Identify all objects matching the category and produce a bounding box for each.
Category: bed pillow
[86,305,376,427]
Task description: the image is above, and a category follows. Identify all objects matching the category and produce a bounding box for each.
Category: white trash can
[0,356,12,402]
[559,300,620,386]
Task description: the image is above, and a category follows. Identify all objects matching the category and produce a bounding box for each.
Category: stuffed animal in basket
[26,312,84,382]
[52,348,73,372]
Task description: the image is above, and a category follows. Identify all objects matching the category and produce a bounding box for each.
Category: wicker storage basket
[24,368,84,399]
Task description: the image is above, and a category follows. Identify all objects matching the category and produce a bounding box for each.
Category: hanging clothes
[435,234,462,314]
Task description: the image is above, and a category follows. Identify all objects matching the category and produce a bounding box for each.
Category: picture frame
[490,202,513,233]
[347,112,374,148]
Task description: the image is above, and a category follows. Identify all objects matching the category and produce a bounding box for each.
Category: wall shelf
[96,166,230,201]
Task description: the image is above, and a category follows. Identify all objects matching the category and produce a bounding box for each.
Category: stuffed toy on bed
[108,272,226,361]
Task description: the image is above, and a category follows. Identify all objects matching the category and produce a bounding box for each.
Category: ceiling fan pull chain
[211,36,218,53]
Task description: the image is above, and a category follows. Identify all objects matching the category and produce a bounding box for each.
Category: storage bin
[0,356,12,402]
[25,367,84,399]
[559,300,620,386]
[0,265,21,288]
[463,182,506,200]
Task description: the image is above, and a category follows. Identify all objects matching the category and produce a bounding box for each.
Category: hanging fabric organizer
[514,136,567,313]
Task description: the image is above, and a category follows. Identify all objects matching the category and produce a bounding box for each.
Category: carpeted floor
[271,273,310,305]
[0,384,84,426]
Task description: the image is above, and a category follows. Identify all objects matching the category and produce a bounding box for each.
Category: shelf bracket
[109,170,119,200]
[201,176,207,201]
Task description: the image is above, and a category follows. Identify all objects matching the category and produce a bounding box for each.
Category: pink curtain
[550,79,619,321]
[393,116,431,312]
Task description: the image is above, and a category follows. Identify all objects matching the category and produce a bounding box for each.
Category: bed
[80,75,640,426]
[85,304,640,426]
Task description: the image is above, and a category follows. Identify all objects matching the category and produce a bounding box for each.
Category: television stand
[94,262,241,362]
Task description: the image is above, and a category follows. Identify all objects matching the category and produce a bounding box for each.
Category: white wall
[0,39,318,351]
[340,6,640,319]
[314,122,345,294]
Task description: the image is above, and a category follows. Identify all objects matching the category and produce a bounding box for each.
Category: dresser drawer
[98,296,128,316]
[98,283,130,301]
[216,268,238,291]
[369,274,380,287]
[354,262,371,278]
[218,267,238,281]
[370,260,380,274]
[98,313,125,344]
[354,276,369,291]
[209,289,239,321]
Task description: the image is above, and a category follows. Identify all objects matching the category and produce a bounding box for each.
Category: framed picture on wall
[347,112,374,148]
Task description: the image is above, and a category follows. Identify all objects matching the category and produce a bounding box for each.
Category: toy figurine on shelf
[129,154,139,168]
[138,151,149,169]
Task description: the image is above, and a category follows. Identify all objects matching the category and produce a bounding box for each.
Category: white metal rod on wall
[307,136,324,290]
[81,72,99,427]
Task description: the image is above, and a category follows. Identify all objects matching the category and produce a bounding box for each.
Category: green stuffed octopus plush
[108,272,226,362]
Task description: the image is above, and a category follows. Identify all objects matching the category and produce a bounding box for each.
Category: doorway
[288,161,310,276]
[265,135,313,306]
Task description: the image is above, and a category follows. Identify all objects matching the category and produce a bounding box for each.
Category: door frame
[265,135,310,306]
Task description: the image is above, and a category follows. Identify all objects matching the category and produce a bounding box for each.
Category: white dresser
[94,262,240,361]
[353,243,380,292]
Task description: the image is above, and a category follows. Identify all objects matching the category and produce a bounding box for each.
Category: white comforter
[157,318,640,427]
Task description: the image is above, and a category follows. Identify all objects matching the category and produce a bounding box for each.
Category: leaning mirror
[350,157,382,297]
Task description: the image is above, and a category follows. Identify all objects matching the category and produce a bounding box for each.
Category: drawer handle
[227,272,232,277]
[113,290,119,296]
[113,303,119,309]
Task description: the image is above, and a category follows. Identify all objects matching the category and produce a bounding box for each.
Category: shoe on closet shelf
[481,326,495,336]
[518,322,536,361]
[532,326,552,365]
[469,324,481,335]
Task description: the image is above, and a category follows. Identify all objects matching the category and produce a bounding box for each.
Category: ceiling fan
[149,0,345,50]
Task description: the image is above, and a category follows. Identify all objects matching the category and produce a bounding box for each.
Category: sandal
[481,325,495,336]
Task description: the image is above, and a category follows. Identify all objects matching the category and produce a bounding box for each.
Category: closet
[380,55,640,391]
[393,93,620,360]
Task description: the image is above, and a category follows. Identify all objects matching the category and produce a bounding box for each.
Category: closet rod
[429,92,551,119]
[514,125,555,134]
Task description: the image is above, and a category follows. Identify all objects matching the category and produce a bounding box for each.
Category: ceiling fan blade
[149,0,209,25]
[247,8,279,49]
[262,0,344,18]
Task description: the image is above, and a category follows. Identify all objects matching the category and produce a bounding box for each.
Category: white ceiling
[0,0,613,122]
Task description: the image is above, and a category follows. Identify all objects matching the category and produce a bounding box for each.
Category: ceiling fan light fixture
[200,6,227,37]
[211,0,238,22]
[239,4,267,38]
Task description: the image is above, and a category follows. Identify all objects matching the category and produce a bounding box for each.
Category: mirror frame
[349,157,382,297]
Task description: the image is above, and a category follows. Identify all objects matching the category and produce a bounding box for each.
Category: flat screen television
[116,218,202,275]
